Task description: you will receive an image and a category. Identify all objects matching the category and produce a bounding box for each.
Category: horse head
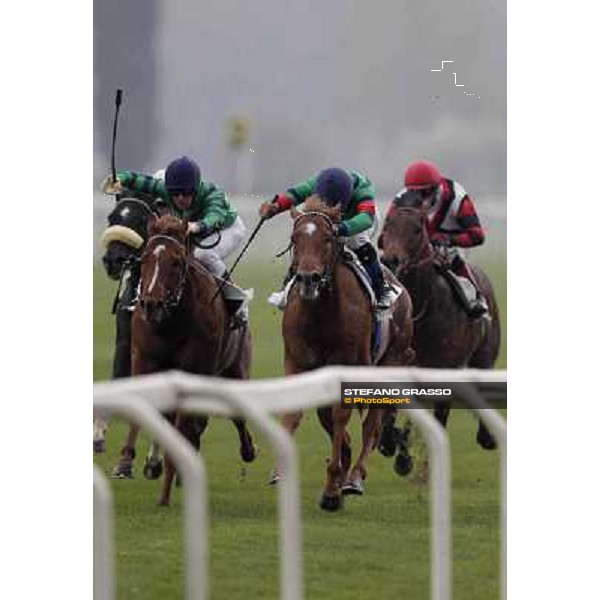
[379,190,431,276]
[138,214,189,325]
[289,196,342,302]
[101,197,156,280]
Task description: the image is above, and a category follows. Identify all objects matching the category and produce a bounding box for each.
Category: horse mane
[394,189,424,210]
[302,195,342,222]
[149,214,187,242]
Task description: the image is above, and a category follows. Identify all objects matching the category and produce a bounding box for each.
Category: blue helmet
[314,168,353,209]
[165,156,201,192]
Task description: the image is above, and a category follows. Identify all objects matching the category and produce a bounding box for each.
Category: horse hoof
[93,439,106,454]
[110,462,134,479]
[268,470,281,486]
[477,429,497,450]
[341,479,364,496]
[143,458,164,480]
[240,443,258,463]
[157,498,171,507]
[394,451,413,477]
[319,493,343,511]
[378,424,398,458]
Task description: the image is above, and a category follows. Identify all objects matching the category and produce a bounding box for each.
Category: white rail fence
[93,366,507,600]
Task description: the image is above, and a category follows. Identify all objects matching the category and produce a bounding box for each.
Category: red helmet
[404,161,442,190]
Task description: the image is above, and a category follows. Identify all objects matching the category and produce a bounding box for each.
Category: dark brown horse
[114,214,257,506]
[279,197,414,511]
[378,191,501,457]
[94,196,158,455]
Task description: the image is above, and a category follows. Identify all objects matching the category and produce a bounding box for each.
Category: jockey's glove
[100,174,123,195]
[188,220,215,241]
[259,199,281,219]
[334,222,349,237]
[431,235,452,247]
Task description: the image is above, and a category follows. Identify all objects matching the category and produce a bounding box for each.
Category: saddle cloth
[275,250,402,364]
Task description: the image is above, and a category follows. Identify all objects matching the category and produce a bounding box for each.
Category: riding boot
[355,243,395,310]
[267,265,296,310]
[451,256,489,319]
[217,270,251,329]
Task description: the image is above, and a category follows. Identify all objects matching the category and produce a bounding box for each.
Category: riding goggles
[169,188,195,197]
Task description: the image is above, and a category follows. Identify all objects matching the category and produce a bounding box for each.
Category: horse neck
[183,260,220,307]
[400,259,437,311]
[294,259,364,325]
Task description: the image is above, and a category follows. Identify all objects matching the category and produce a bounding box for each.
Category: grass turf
[93,258,506,599]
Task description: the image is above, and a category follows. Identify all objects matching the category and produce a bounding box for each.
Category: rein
[393,207,436,274]
[141,234,189,310]
[290,211,341,292]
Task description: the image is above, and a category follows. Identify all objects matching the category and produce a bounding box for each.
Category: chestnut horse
[115,214,257,506]
[378,191,501,460]
[280,197,414,511]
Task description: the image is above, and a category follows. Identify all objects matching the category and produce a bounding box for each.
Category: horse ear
[377,233,385,250]
[147,213,158,235]
[290,206,299,219]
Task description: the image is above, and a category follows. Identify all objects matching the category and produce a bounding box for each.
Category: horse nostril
[311,272,321,283]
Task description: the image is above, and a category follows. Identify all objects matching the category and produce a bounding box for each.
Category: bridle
[390,207,435,275]
[291,211,342,292]
[140,234,189,312]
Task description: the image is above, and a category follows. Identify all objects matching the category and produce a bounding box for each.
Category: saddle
[340,251,402,363]
[433,255,479,314]
[279,248,402,363]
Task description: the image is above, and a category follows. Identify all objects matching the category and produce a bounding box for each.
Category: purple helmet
[315,168,353,209]
[165,156,201,192]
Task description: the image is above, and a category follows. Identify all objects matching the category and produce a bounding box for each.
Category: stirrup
[468,297,489,319]
[376,285,395,310]
[267,290,286,310]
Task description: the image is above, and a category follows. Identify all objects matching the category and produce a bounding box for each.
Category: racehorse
[123,213,256,506]
[94,196,158,456]
[378,190,501,464]
[280,197,414,511]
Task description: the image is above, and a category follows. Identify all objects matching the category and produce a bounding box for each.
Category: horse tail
[469,264,501,368]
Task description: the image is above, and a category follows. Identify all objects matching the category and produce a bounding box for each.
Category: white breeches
[192,216,246,277]
[343,208,381,250]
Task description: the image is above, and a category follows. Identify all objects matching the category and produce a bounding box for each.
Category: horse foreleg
[93,416,109,454]
[158,454,176,506]
[110,423,141,479]
[157,413,182,507]
[319,404,352,511]
[343,408,383,496]
[434,402,451,428]
[317,407,352,474]
[143,441,164,480]
[231,418,258,463]
[476,419,497,450]
[268,411,304,485]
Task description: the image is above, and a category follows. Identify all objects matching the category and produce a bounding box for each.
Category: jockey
[101,156,250,323]
[394,160,488,318]
[259,167,395,309]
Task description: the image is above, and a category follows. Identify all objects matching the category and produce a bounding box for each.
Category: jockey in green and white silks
[259,167,395,309]
[106,156,246,280]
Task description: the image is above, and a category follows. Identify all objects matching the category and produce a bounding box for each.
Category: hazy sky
[94,0,506,197]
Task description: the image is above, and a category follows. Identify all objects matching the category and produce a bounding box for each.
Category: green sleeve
[342,212,374,237]
[286,175,318,204]
[117,171,168,199]
[196,181,232,229]
[350,170,376,201]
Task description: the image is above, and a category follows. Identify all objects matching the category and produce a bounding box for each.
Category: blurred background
[94,0,506,195]
[93,0,506,378]
[93,6,506,596]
